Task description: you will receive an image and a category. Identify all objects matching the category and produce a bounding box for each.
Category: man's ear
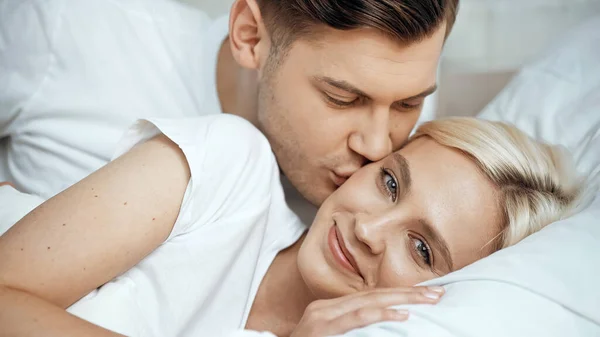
[228,0,270,70]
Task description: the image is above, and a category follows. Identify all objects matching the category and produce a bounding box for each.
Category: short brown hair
[257,0,459,52]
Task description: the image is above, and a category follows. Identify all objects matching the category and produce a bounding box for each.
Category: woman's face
[298,136,502,298]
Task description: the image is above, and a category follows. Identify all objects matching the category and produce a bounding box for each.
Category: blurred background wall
[178,0,600,118]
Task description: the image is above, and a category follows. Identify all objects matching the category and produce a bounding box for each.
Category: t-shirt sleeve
[0,0,64,135]
[112,114,277,240]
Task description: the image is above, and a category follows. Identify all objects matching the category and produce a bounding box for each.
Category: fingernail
[394,309,409,320]
[424,291,441,300]
[429,286,445,294]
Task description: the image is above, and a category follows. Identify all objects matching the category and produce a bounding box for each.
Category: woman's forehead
[397,138,502,268]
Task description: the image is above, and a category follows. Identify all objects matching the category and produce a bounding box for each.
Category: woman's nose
[354,213,389,255]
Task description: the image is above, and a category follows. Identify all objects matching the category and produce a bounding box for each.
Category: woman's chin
[297,248,360,300]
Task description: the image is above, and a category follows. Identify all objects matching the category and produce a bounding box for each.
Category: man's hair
[412,118,584,252]
[256,0,460,53]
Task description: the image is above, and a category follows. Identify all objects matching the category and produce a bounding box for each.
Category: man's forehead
[304,32,440,77]
[296,23,447,62]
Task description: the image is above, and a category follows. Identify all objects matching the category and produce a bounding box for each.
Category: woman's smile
[327,224,362,278]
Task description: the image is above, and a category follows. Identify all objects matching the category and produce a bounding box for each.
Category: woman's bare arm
[0,134,190,336]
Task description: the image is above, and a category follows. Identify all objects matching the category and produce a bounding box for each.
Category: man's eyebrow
[419,218,454,273]
[315,76,437,103]
[403,84,438,101]
[315,76,370,98]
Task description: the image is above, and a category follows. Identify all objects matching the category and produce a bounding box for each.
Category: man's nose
[347,108,393,162]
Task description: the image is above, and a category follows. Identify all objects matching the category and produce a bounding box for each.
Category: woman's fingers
[291,306,410,337]
[311,286,444,319]
[290,287,445,337]
[310,286,443,308]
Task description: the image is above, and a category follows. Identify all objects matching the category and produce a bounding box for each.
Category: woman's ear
[228,0,270,70]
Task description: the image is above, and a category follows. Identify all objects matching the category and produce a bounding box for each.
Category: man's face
[256,24,446,206]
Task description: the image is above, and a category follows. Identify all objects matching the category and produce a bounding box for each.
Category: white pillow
[331,15,600,337]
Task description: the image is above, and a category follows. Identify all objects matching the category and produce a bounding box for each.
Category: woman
[0,115,582,337]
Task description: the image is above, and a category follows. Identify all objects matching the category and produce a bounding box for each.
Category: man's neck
[216,37,260,126]
[246,234,315,337]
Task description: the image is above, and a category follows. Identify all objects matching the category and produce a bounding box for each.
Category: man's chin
[290,183,327,205]
[297,179,335,203]
[279,169,333,205]
[300,186,332,207]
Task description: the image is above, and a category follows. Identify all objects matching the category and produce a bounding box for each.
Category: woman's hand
[290,286,444,337]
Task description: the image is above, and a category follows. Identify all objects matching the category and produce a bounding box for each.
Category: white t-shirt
[0,0,319,230]
[67,114,306,337]
[0,0,228,198]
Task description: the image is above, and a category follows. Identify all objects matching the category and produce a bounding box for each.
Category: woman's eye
[325,93,357,107]
[380,168,398,201]
[412,237,432,266]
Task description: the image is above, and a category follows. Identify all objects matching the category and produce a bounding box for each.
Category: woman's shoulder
[115,114,274,171]
[196,114,273,163]
[115,115,279,237]
[137,114,268,150]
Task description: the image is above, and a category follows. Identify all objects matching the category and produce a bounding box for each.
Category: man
[0,0,457,225]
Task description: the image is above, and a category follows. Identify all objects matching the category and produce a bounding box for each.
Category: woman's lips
[328,225,361,277]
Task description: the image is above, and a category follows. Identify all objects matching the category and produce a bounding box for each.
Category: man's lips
[328,224,362,278]
[330,171,350,187]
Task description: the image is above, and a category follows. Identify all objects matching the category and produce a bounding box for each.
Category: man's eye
[397,100,423,111]
[325,93,357,107]
[380,168,398,201]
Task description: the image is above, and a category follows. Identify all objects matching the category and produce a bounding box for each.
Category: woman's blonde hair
[411,117,583,251]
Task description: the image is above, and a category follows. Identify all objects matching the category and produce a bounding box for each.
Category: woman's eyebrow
[391,152,411,199]
[419,218,454,272]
